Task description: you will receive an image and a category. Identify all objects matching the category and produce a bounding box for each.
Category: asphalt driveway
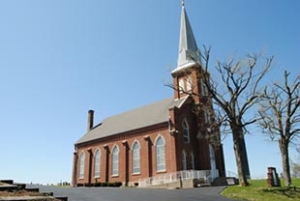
[29,185,235,201]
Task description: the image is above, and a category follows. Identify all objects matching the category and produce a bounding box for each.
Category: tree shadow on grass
[261,187,300,199]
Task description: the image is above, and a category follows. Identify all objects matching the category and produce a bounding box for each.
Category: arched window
[156,136,166,171]
[186,76,192,91]
[79,152,85,179]
[190,152,195,170]
[182,119,190,143]
[209,144,216,170]
[204,109,210,124]
[132,141,140,174]
[200,79,208,96]
[179,78,185,92]
[112,146,119,176]
[182,150,187,170]
[94,149,101,178]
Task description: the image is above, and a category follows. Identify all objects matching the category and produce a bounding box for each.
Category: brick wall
[73,123,178,186]
[72,99,225,187]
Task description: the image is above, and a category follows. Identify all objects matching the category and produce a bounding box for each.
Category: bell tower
[171,1,207,104]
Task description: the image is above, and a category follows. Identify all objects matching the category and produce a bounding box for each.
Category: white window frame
[179,78,185,93]
[112,146,119,176]
[132,141,140,174]
[155,136,166,172]
[79,152,85,179]
[182,118,190,143]
[94,149,101,178]
[186,76,192,91]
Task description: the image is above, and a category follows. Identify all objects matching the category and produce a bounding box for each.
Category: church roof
[75,96,188,145]
[173,2,202,74]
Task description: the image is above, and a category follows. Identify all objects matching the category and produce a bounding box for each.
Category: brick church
[72,2,225,187]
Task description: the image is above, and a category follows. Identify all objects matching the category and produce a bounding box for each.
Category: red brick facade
[72,66,226,186]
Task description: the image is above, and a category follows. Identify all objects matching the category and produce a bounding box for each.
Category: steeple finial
[181,0,185,7]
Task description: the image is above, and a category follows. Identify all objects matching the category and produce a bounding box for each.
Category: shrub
[114,182,122,187]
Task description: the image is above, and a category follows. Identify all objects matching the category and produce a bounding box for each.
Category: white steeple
[173,1,202,74]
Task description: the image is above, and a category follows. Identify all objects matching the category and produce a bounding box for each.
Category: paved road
[29,185,235,201]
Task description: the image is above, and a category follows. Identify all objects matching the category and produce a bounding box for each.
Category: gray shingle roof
[75,97,188,145]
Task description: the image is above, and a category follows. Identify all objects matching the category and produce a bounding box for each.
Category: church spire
[173,1,201,73]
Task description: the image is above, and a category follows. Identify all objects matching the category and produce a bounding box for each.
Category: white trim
[155,135,166,172]
[131,140,141,149]
[172,61,198,74]
[154,134,165,145]
[112,145,119,176]
[132,141,141,174]
[94,148,101,178]
[79,151,85,179]
[178,95,189,108]
[156,170,167,173]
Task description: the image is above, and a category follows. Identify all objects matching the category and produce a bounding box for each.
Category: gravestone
[267,167,281,187]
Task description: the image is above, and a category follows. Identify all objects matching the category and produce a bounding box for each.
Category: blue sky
[0,0,299,184]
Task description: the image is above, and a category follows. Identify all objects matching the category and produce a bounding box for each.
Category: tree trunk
[239,136,251,179]
[232,127,249,186]
[279,138,292,186]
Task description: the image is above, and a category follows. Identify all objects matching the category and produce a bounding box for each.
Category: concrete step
[0,183,18,191]
[0,180,14,185]
[211,177,239,186]
[1,179,68,201]
[0,195,57,200]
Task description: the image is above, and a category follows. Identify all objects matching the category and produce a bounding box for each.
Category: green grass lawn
[222,178,300,201]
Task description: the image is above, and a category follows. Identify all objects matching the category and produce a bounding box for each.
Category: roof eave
[74,121,169,146]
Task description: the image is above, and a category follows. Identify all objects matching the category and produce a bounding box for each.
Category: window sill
[94,176,100,179]
[78,177,84,180]
[156,170,166,173]
[111,174,119,178]
[132,173,141,176]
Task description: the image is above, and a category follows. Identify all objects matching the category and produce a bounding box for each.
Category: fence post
[179,176,183,189]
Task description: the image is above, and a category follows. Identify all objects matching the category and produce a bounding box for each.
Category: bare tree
[168,47,273,186]
[203,49,273,186]
[258,71,300,186]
